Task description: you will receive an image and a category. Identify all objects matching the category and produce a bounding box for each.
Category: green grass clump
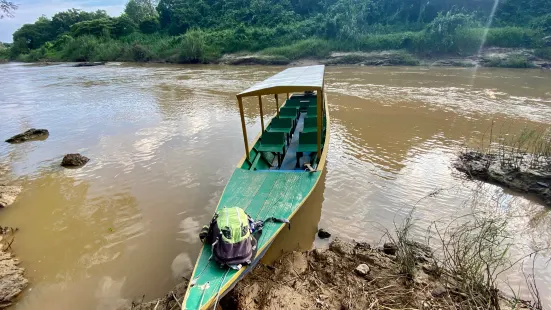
[485,54,536,68]
[535,47,551,60]
[259,39,333,60]
[485,27,538,48]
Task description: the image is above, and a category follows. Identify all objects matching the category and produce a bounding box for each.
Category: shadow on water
[261,170,327,265]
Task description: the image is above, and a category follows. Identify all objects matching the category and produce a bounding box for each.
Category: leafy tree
[12,16,55,50]
[157,0,209,34]
[125,0,158,24]
[1,0,16,18]
[71,18,114,37]
[531,13,551,35]
[51,9,109,36]
[112,15,137,37]
[139,16,161,33]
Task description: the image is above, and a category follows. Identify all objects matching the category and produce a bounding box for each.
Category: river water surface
[1,63,550,309]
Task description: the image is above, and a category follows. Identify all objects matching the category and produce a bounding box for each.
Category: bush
[485,27,537,48]
[531,13,551,34]
[259,39,333,60]
[484,54,536,68]
[178,29,217,63]
[94,40,126,61]
[130,43,152,61]
[0,45,9,61]
[358,32,417,51]
[422,12,476,53]
[454,28,484,54]
[59,35,100,61]
[535,47,551,60]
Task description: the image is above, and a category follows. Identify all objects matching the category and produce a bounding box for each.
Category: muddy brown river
[1,63,550,309]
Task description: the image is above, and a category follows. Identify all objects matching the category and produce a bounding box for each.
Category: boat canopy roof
[237,65,325,98]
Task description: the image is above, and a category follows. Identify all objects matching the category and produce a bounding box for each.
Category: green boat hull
[183,168,323,309]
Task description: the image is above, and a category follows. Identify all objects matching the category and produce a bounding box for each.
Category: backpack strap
[256,217,291,231]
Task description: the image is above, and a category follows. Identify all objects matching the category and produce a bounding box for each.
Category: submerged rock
[5,129,49,143]
[220,54,291,65]
[317,228,331,239]
[0,185,22,208]
[73,62,105,67]
[61,154,90,167]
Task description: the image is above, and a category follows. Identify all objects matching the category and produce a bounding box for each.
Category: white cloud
[0,0,125,42]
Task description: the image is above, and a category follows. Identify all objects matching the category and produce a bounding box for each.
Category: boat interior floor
[269,112,314,171]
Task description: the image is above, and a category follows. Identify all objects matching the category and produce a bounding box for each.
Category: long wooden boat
[182,65,330,309]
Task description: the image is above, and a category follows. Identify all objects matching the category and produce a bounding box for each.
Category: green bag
[202,207,256,266]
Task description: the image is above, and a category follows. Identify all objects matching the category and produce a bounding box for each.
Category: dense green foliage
[5,0,551,65]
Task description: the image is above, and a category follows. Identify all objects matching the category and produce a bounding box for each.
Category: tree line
[1,0,550,63]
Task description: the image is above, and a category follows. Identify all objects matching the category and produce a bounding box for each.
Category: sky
[0,0,125,42]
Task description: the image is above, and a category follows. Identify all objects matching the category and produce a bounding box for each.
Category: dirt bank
[122,238,533,310]
[455,151,551,207]
[220,48,550,69]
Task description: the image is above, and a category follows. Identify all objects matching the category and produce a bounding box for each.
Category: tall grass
[535,47,551,60]
[485,54,536,68]
[259,39,333,60]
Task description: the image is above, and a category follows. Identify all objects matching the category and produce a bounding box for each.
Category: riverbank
[221,48,551,69]
[3,48,551,69]
[121,237,538,310]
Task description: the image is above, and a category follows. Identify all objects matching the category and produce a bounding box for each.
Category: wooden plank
[238,97,250,161]
[275,94,279,117]
[259,95,264,132]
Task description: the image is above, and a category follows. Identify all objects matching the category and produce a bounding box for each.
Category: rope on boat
[213,269,230,310]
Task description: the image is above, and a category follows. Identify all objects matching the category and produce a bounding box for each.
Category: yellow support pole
[286,93,289,100]
[317,90,322,156]
[275,94,279,117]
[258,95,264,132]
[238,97,250,161]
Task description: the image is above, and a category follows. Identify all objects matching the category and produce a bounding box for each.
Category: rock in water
[0,185,22,208]
[73,62,106,67]
[383,243,398,255]
[354,264,370,276]
[0,250,28,304]
[317,228,331,239]
[5,129,49,143]
[61,154,90,167]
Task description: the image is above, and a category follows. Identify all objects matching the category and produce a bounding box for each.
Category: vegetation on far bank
[0,0,550,67]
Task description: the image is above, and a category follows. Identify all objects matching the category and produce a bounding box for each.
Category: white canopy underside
[237,65,325,97]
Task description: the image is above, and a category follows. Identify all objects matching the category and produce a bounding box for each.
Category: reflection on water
[0,63,550,309]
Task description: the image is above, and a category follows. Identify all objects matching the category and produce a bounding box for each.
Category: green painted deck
[183,168,322,309]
